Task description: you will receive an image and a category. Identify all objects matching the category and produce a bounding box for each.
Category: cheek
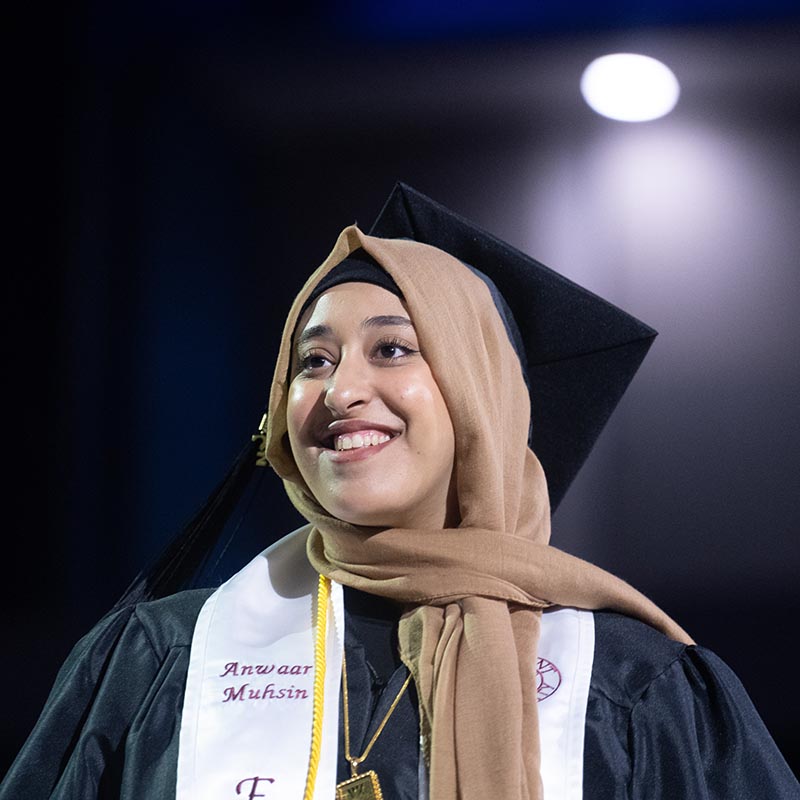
[398,380,455,450]
[286,382,317,452]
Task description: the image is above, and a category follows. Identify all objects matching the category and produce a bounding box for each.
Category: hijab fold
[266,225,692,800]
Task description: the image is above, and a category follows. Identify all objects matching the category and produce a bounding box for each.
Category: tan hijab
[266,225,692,800]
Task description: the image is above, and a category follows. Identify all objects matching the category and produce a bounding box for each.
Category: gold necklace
[335,649,412,800]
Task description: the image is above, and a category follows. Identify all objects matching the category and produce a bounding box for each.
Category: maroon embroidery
[536,656,562,702]
[235,776,274,798]
[222,683,309,703]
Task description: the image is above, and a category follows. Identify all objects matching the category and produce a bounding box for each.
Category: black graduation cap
[368,182,657,511]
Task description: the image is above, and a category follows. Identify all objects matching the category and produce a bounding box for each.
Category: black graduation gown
[1,588,797,799]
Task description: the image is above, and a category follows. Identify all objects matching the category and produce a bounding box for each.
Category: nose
[323,353,373,416]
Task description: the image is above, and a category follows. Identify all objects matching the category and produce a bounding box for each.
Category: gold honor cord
[302,574,331,800]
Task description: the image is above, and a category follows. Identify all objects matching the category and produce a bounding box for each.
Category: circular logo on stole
[536,656,562,702]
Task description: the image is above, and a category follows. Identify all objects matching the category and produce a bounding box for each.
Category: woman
[2,184,797,799]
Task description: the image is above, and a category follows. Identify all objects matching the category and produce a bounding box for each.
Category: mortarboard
[368,182,657,511]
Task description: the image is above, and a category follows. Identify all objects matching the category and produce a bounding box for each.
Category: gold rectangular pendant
[335,770,383,800]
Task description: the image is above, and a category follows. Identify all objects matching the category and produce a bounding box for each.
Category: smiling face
[286,282,458,529]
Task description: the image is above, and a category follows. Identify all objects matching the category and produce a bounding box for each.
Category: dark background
[7,0,799,779]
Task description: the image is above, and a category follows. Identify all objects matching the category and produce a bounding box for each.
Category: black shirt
[337,586,420,800]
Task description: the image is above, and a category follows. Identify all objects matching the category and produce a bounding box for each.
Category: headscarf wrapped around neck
[265,224,692,800]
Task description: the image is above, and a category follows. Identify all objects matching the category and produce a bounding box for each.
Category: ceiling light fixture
[580,53,680,122]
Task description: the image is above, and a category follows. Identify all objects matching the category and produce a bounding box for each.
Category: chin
[321,493,411,529]
[327,504,401,529]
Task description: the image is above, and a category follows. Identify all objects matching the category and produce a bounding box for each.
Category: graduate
[2,183,797,799]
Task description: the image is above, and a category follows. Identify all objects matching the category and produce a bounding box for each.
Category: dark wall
[6,5,799,779]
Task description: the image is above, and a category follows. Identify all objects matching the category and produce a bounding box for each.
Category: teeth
[334,432,391,452]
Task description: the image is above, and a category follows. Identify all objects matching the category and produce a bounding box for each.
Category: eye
[295,349,335,375]
[373,337,419,362]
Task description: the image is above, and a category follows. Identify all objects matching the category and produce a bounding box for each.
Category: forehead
[296,281,410,332]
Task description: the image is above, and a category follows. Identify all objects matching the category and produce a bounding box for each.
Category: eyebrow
[362,315,413,330]
[295,315,413,348]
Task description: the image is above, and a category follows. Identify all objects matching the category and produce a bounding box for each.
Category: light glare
[581,53,680,122]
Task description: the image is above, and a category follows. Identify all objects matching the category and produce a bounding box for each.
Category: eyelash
[296,336,419,374]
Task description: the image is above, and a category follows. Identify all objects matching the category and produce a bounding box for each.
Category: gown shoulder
[0,589,213,800]
[585,610,798,799]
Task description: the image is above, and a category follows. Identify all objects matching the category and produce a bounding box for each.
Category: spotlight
[580,53,680,122]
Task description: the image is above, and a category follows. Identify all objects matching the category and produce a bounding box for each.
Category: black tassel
[111,438,260,612]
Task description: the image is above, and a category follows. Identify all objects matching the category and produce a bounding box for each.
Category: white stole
[176,527,594,800]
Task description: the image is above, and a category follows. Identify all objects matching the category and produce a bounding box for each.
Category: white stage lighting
[581,53,680,122]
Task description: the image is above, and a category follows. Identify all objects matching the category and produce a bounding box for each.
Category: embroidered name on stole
[176,527,343,800]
